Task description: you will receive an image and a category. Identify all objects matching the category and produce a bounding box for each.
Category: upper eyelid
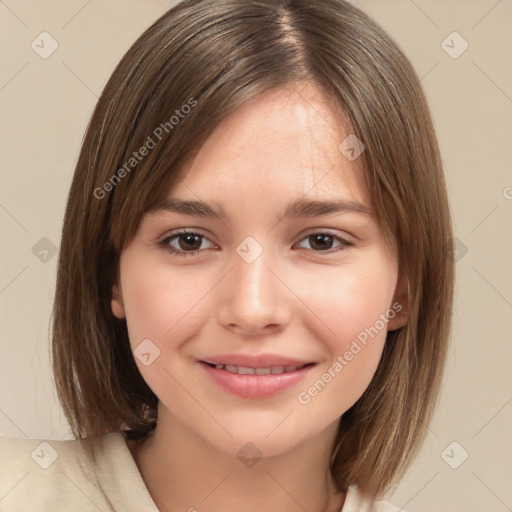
[163,228,216,243]
[160,230,218,250]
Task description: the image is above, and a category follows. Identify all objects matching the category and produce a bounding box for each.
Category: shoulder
[0,433,105,511]
[374,499,405,512]
[342,486,407,512]
[0,434,86,488]
[0,431,157,512]
[0,433,83,463]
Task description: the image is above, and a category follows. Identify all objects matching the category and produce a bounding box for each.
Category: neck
[128,407,345,512]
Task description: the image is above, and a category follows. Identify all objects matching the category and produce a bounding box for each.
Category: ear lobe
[387,273,409,331]
[111,282,126,319]
[387,304,408,331]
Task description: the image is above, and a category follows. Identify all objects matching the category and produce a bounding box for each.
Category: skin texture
[112,82,408,512]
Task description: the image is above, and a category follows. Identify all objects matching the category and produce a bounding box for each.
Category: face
[112,82,408,457]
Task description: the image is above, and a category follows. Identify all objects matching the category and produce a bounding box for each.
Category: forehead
[166,83,371,211]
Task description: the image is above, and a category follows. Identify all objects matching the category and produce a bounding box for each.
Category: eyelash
[157,229,354,257]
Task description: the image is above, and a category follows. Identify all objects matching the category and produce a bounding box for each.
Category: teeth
[237,366,255,375]
[209,363,303,375]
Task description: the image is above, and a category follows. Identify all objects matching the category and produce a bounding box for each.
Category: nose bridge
[232,236,274,305]
[216,235,290,333]
[233,245,271,302]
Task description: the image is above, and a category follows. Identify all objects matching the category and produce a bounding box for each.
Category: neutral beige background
[1,0,511,510]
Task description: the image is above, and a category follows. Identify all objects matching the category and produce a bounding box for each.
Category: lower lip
[199,362,315,399]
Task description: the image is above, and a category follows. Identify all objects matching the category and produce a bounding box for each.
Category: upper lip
[200,354,315,368]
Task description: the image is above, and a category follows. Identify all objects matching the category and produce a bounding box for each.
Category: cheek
[296,253,396,413]
[120,253,204,346]
[307,254,396,350]
[118,255,205,405]
[119,252,219,390]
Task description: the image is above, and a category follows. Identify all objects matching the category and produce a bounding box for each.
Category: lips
[198,353,316,399]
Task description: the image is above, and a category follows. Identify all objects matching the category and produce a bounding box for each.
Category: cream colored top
[0,432,403,511]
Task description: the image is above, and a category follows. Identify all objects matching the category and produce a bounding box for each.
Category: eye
[158,230,217,257]
[157,230,353,257]
[295,232,353,253]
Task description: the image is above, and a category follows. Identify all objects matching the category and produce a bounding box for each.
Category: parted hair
[51,0,455,499]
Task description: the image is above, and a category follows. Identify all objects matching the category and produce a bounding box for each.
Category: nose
[215,245,292,337]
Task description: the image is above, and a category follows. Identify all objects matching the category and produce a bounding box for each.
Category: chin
[201,412,321,460]
[212,432,299,461]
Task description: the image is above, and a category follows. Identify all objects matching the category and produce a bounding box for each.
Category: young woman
[0,1,454,511]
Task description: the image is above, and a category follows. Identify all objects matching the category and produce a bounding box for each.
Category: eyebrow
[150,197,373,220]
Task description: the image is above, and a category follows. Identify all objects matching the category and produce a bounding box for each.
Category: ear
[387,271,409,331]
[111,280,126,319]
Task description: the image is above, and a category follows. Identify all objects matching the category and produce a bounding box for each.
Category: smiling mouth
[200,361,315,375]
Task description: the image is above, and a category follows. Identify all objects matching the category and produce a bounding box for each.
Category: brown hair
[51,0,455,499]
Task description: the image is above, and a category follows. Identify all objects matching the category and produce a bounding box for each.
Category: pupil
[311,234,332,250]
